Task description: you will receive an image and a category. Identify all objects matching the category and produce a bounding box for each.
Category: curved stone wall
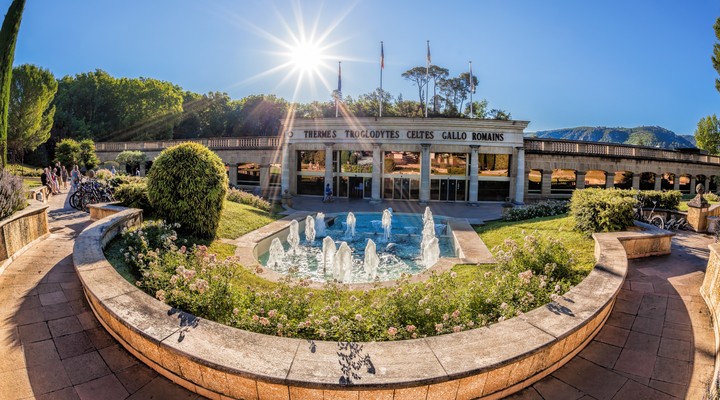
[701,243,720,392]
[0,202,49,274]
[74,210,668,400]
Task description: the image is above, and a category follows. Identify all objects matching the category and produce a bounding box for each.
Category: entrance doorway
[348,177,364,199]
[431,178,467,201]
[383,177,420,200]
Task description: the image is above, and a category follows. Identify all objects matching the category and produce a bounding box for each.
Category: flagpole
[336,61,341,118]
[379,41,384,118]
[469,61,473,118]
[425,40,430,118]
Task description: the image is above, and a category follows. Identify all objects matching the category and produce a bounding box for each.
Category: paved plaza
[0,193,715,399]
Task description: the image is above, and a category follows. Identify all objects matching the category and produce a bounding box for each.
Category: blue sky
[6,0,720,134]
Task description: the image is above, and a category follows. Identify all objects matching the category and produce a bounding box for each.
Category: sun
[289,40,324,73]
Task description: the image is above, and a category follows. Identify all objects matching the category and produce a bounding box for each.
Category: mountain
[528,126,695,150]
[680,134,697,147]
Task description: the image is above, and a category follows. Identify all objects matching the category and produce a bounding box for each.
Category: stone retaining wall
[0,202,49,273]
[74,210,672,400]
[701,243,720,391]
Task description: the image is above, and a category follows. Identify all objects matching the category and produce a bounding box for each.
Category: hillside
[529,126,695,149]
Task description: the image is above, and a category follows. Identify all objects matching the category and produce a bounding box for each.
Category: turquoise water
[258,213,454,283]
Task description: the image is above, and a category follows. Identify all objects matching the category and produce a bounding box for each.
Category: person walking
[61,166,69,191]
[51,167,60,194]
[71,165,81,192]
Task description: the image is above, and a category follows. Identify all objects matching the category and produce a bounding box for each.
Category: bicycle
[70,178,114,212]
[634,195,665,229]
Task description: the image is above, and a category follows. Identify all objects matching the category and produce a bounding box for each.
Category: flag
[380,42,384,70]
[337,61,342,93]
[426,41,431,65]
[469,61,475,93]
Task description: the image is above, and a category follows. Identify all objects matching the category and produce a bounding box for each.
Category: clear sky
[6,0,720,134]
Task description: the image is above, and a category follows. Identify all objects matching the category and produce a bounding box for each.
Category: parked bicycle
[70,178,114,212]
[634,195,665,229]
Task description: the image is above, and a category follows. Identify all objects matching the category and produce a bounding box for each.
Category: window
[478,154,510,177]
[237,162,260,186]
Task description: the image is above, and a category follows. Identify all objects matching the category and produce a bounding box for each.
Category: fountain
[315,212,326,237]
[420,215,438,266]
[305,215,316,243]
[333,242,353,282]
[363,239,379,280]
[381,209,393,242]
[266,238,285,269]
[345,212,356,239]
[422,236,440,267]
[322,236,336,274]
[423,206,433,225]
[288,220,300,255]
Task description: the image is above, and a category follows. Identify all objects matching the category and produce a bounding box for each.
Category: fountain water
[423,206,433,225]
[288,220,300,255]
[420,215,438,266]
[363,239,379,280]
[322,236,336,274]
[422,236,440,267]
[315,212,326,237]
[345,212,356,239]
[333,242,353,282]
[305,215,316,243]
[267,238,285,269]
[381,209,393,242]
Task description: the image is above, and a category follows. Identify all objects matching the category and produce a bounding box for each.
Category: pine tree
[714,17,720,93]
[0,0,27,168]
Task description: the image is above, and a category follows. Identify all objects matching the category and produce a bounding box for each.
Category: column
[575,170,586,190]
[139,162,146,177]
[541,170,553,197]
[514,148,525,204]
[605,171,615,189]
[228,164,237,186]
[420,144,431,204]
[259,164,270,191]
[690,175,696,194]
[673,173,680,191]
[654,173,662,191]
[324,143,334,191]
[468,146,479,205]
[371,144,382,203]
[280,144,291,194]
[631,173,640,190]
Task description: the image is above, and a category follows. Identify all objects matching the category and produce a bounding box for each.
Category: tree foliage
[0,0,26,167]
[8,64,57,162]
[714,17,720,94]
[116,150,147,168]
[54,138,99,169]
[695,114,720,155]
[78,139,99,169]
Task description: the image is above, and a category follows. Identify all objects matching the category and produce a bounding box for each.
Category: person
[71,165,80,192]
[50,167,60,194]
[135,168,140,176]
[110,166,117,176]
[40,168,50,193]
[324,183,333,202]
[60,166,69,191]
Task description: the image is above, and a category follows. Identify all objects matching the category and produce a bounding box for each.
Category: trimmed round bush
[147,143,228,238]
[115,182,152,212]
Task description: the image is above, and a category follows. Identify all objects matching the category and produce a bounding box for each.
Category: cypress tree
[715,17,720,93]
[0,0,26,168]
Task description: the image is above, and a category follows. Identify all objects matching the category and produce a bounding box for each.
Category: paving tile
[24,338,61,367]
[115,362,158,394]
[27,358,73,395]
[552,357,627,400]
[54,331,96,359]
[74,374,129,400]
[42,301,76,321]
[613,379,675,400]
[651,356,690,385]
[637,294,667,319]
[594,325,630,348]
[126,376,198,400]
[18,321,51,343]
[63,351,111,385]
[630,281,655,293]
[99,344,138,372]
[505,387,543,399]
[623,331,660,354]
[648,379,688,398]
[631,316,664,336]
[664,308,692,326]
[36,387,80,400]
[613,298,641,315]
[85,326,116,350]
[533,376,584,400]
[579,340,621,369]
[613,349,656,379]
[657,337,692,362]
[606,311,635,330]
[48,316,84,338]
[76,311,99,331]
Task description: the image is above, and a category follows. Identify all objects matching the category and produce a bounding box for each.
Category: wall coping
[74,210,667,399]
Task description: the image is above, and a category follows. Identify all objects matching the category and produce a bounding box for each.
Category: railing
[95,136,282,152]
[524,138,720,166]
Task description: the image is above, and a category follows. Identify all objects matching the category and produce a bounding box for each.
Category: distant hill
[529,126,695,150]
[680,134,697,147]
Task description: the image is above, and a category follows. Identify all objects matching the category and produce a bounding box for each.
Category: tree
[0,0,26,167]
[401,66,429,108]
[488,109,511,120]
[695,114,720,155]
[714,17,720,93]
[8,64,57,163]
[78,139,99,169]
[464,99,488,119]
[55,138,81,168]
[116,150,146,171]
[428,65,449,113]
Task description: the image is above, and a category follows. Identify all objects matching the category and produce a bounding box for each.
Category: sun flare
[289,41,324,73]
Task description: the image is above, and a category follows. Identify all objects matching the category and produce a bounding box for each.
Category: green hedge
[570,188,636,234]
[115,182,151,212]
[636,190,681,210]
[502,200,569,222]
[147,143,228,239]
[226,187,271,212]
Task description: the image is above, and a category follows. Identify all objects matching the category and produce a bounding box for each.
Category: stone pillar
[468,146,479,205]
[541,170,553,197]
[631,173,640,190]
[690,176,697,194]
[324,143,334,191]
[259,164,270,190]
[673,173,680,191]
[280,144,291,194]
[514,148,525,204]
[654,173,662,191]
[420,144,431,204]
[228,164,237,186]
[575,170,586,190]
[605,171,615,189]
[371,144,382,203]
[139,163,146,177]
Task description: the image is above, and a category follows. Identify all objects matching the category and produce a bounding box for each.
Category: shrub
[115,182,152,211]
[94,169,113,180]
[570,188,636,234]
[638,190,681,210]
[706,192,720,202]
[107,174,142,188]
[226,187,271,212]
[0,171,27,220]
[502,200,569,221]
[147,143,228,238]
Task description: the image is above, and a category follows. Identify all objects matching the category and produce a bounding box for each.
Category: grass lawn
[678,200,719,212]
[23,177,42,188]
[7,163,43,177]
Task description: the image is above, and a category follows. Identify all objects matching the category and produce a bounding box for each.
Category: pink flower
[268,309,277,318]
[329,316,339,325]
[451,310,460,320]
[435,323,444,332]
[259,317,270,326]
[453,325,462,333]
[355,314,363,321]
[387,327,398,337]
[232,308,239,316]
[155,290,166,302]
[406,325,416,332]
[252,315,259,322]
